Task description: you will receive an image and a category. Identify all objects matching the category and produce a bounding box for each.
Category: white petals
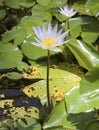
[32,22,69,52]
[59,5,77,18]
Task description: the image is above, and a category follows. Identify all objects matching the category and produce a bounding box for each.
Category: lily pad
[18,15,45,35]
[0,43,22,69]
[49,0,67,8]
[17,62,29,72]
[0,10,6,20]
[0,98,39,120]
[31,5,52,21]
[37,0,51,6]
[43,86,99,130]
[5,0,20,9]
[22,64,83,101]
[7,72,22,80]
[85,0,99,16]
[2,28,26,45]
[17,117,41,130]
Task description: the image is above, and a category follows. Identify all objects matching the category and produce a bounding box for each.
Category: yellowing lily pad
[22,63,84,101]
[0,99,39,120]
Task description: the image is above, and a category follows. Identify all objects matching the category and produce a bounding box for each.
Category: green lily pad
[0,10,6,20]
[37,0,51,6]
[0,43,22,69]
[20,0,35,8]
[74,0,93,16]
[86,120,99,130]
[17,117,41,130]
[17,62,29,72]
[0,119,14,130]
[7,72,22,80]
[18,15,46,35]
[31,5,52,21]
[22,41,55,60]
[49,0,67,8]
[22,42,47,60]
[5,0,20,9]
[67,39,99,70]
[80,65,99,94]
[43,85,99,130]
[2,28,26,45]
[85,0,99,16]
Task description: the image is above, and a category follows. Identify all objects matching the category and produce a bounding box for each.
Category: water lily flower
[59,5,77,18]
[31,22,70,52]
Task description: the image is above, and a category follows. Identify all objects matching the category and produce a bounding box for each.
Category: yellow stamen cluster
[42,36,57,48]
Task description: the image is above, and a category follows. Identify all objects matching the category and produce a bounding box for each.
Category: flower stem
[47,49,51,113]
[67,19,70,36]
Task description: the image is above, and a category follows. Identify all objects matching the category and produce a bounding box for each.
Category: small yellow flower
[32,22,70,52]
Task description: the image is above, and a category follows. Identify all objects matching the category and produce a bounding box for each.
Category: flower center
[42,36,57,48]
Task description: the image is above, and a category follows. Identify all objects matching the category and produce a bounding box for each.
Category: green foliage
[67,39,99,70]
[17,61,29,72]
[7,72,22,80]
[43,86,99,130]
[0,0,99,129]
[16,117,41,130]
[21,42,55,60]
[21,42,48,60]
[2,28,26,45]
[0,10,6,20]
[80,65,99,94]
[37,0,51,6]
[5,0,35,9]
[86,0,99,16]
[0,43,22,69]
[31,5,52,21]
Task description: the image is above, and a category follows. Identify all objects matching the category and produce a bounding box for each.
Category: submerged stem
[47,49,51,113]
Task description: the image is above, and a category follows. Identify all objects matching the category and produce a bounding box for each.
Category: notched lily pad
[22,64,84,101]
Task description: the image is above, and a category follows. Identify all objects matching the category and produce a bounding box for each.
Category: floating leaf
[43,100,73,130]
[0,98,39,120]
[17,62,29,72]
[20,0,35,8]
[43,86,99,130]
[80,65,99,94]
[18,16,46,35]
[7,72,22,80]
[62,16,99,41]
[2,28,26,45]
[0,119,14,130]
[5,0,20,9]
[32,5,52,21]
[22,42,47,60]
[0,10,6,20]
[49,0,67,8]
[67,39,99,70]
[22,64,83,101]
[74,0,92,16]
[0,43,22,69]
[37,0,51,6]
[85,0,99,16]
[17,117,41,130]
[22,41,55,60]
